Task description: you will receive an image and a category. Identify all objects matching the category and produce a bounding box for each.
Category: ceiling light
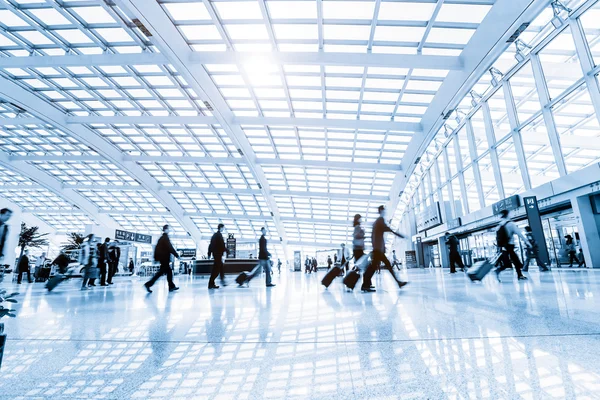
[551,1,572,29]
[470,90,482,107]
[489,67,504,87]
[514,39,532,63]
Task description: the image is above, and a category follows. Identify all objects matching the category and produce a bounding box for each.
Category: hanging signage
[178,248,197,258]
[405,251,417,268]
[416,202,442,232]
[115,229,136,242]
[114,230,152,244]
[447,217,462,230]
[523,196,550,266]
[294,251,302,271]
[492,195,521,215]
[226,234,236,258]
[135,233,152,244]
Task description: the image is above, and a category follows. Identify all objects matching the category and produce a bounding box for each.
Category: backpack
[496,221,510,247]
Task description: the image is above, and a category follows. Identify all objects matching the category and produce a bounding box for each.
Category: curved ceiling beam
[0,152,118,230]
[0,77,203,240]
[113,0,291,254]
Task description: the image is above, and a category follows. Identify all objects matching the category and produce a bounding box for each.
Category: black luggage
[321,266,342,288]
[467,254,500,281]
[343,269,360,290]
[236,272,248,286]
[46,274,65,291]
[36,267,51,282]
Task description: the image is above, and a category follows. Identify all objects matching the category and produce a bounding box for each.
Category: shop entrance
[542,212,583,268]
[423,241,440,268]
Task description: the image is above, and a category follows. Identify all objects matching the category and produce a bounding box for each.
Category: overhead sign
[115,230,152,244]
[523,196,550,266]
[115,229,136,242]
[135,233,152,244]
[178,248,197,258]
[416,202,442,232]
[492,195,521,215]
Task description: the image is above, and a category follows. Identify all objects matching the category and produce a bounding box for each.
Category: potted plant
[62,232,85,252]
[0,269,18,369]
[18,223,49,260]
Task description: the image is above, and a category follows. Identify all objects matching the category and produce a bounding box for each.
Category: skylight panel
[267,1,316,18]
[95,28,134,43]
[273,24,318,40]
[374,26,426,42]
[18,31,54,45]
[365,78,404,89]
[180,25,222,41]
[164,3,211,21]
[226,24,269,40]
[436,4,492,24]
[215,2,263,19]
[322,1,375,19]
[427,28,475,45]
[0,10,28,26]
[53,29,93,44]
[73,6,115,24]
[324,25,370,41]
[30,8,71,25]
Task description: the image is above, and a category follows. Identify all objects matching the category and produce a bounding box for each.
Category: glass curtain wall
[401,0,600,224]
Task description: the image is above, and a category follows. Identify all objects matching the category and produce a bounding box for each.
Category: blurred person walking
[241,227,275,287]
[522,226,549,272]
[107,242,121,284]
[17,249,32,284]
[494,210,530,282]
[97,238,110,286]
[445,232,465,274]
[564,235,582,268]
[352,214,365,262]
[80,234,98,290]
[145,225,180,293]
[361,205,408,292]
[207,223,227,289]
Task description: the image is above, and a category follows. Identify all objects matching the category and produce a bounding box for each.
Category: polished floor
[1,267,600,399]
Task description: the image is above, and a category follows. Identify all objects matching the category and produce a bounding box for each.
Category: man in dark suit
[97,237,110,286]
[207,223,226,289]
[107,242,121,285]
[145,225,180,293]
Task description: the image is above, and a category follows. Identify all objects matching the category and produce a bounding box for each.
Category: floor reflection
[1,269,600,399]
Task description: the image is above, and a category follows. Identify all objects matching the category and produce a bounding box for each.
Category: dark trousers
[449,250,465,273]
[568,251,580,267]
[98,261,107,285]
[17,269,32,283]
[523,252,546,271]
[209,256,224,286]
[495,244,524,277]
[107,262,118,283]
[146,260,175,289]
[353,249,364,263]
[362,250,403,289]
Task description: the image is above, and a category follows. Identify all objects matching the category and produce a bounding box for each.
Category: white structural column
[569,17,600,127]
[441,148,457,218]
[432,157,448,223]
[387,0,549,215]
[465,120,486,209]
[0,77,202,240]
[529,53,568,176]
[482,102,506,199]
[453,135,470,215]
[502,81,532,191]
[114,0,290,253]
[0,152,118,230]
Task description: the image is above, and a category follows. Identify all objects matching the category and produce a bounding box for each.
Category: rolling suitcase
[36,267,51,282]
[343,269,360,290]
[46,274,65,292]
[468,254,500,282]
[236,272,248,286]
[321,266,342,288]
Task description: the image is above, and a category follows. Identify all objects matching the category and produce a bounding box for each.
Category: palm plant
[18,223,49,259]
[62,232,85,251]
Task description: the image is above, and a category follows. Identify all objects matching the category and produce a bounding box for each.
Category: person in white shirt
[337,243,351,274]
[495,210,531,281]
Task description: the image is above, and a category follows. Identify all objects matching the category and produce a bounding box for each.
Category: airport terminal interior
[2,0,600,398]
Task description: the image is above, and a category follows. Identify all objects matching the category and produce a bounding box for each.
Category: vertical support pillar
[433,156,448,224]
[571,194,600,269]
[482,102,506,198]
[438,236,449,269]
[570,17,600,126]
[465,119,486,208]
[453,134,470,215]
[530,53,568,176]
[442,148,457,218]
[502,81,532,190]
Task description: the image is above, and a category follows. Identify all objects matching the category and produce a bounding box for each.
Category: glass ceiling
[1,0,567,252]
